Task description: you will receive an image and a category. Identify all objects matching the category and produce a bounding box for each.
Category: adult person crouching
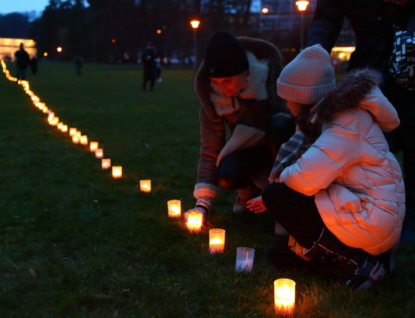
[185,31,294,218]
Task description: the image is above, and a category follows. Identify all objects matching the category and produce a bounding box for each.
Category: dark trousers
[218,146,273,190]
[142,75,155,91]
[262,182,324,249]
[217,113,295,191]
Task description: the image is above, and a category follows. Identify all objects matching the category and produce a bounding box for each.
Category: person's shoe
[233,195,249,213]
[342,256,387,292]
[232,186,261,213]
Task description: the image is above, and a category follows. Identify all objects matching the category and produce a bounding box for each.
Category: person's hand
[384,0,407,6]
[246,196,267,214]
[183,207,206,221]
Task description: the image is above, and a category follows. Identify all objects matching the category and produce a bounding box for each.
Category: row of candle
[1,60,296,316]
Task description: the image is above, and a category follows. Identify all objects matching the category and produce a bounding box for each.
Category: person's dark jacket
[15,49,30,69]
[307,0,411,78]
[193,37,287,200]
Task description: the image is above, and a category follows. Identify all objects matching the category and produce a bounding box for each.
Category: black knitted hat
[204,31,249,78]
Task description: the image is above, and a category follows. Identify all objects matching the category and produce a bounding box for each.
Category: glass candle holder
[167,200,181,218]
[209,229,225,254]
[140,180,151,193]
[101,158,111,169]
[112,166,122,179]
[235,247,255,272]
[274,278,296,316]
[186,210,203,233]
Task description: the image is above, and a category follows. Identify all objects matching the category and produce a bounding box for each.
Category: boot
[232,185,260,213]
[303,227,387,291]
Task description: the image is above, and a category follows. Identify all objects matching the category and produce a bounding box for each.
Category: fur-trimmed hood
[315,69,399,132]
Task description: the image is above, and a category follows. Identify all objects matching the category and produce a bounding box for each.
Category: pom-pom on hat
[204,31,249,78]
[277,44,335,105]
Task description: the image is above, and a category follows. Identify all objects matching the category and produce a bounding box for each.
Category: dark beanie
[204,31,249,78]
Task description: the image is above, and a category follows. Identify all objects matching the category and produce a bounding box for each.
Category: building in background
[0,38,36,61]
[258,0,355,64]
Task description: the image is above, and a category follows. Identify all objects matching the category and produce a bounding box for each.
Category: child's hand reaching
[246,196,267,214]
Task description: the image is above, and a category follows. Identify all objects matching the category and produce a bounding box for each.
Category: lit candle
[186,210,203,233]
[61,125,68,133]
[112,166,122,178]
[80,135,88,145]
[69,128,77,136]
[209,229,225,254]
[95,148,103,158]
[57,122,63,130]
[101,158,111,169]
[140,180,152,193]
[167,200,181,218]
[235,247,255,272]
[274,278,296,316]
[90,141,99,152]
[72,135,80,144]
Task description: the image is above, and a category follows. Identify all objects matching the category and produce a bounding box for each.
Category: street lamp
[261,7,269,14]
[295,1,309,51]
[190,19,200,70]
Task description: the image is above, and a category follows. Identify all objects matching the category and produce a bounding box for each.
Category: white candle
[140,180,152,193]
[95,148,103,158]
[101,158,111,169]
[274,278,296,316]
[112,166,122,178]
[90,141,99,152]
[209,229,225,254]
[235,247,255,272]
[167,200,181,218]
[186,210,203,233]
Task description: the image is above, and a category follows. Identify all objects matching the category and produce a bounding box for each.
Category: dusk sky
[0,0,50,15]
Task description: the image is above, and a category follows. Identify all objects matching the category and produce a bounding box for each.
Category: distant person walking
[14,43,30,80]
[73,54,84,76]
[30,55,38,75]
[141,42,158,91]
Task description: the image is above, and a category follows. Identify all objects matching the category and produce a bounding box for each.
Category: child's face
[287,101,303,117]
[210,71,248,97]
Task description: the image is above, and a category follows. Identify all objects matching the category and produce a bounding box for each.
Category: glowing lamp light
[101,158,111,169]
[274,279,296,316]
[167,200,181,218]
[80,135,88,145]
[209,229,225,254]
[112,166,122,178]
[186,210,203,233]
[295,0,309,11]
[140,180,152,193]
[190,20,200,29]
[95,148,103,158]
[90,141,99,152]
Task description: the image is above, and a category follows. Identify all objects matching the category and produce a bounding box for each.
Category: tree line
[6,0,257,64]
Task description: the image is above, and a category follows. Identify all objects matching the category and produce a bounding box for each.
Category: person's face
[287,100,304,117]
[210,71,248,97]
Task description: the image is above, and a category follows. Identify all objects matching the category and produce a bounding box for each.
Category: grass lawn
[0,61,414,318]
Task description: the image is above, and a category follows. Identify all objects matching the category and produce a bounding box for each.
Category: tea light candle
[90,141,99,152]
[69,128,77,136]
[186,210,203,233]
[209,229,225,254]
[95,148,103,158]
[235,247,255,272]
[72,134,80,144]
[274,278,296,316]
[140,180,152,193]
[112,166,122,178]
[167,200,181,218]
[101,158,111,169]
[80,135,88,145]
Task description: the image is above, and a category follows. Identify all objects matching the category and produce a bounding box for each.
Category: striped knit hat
[277,44,335,105]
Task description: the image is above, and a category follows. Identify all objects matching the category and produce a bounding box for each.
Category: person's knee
[262,182,289,210]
